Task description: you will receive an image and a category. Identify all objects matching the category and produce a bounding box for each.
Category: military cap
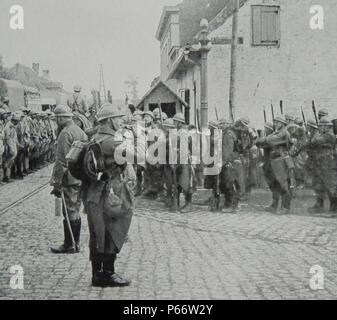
[294,117,304,126]
[239,117,250,127]
[285,113,295,122]
[264,122,274,131]
[208,120,218,129]
[172,113,185,124]
[162,118,176,128]
[153,108,160,116]
[306,118,318,129]
[3,97,9,103]
[54,105,73,117]
[318,117,332,126]
[74,85,82,92]
[274,115,287,125]
[96,103,126,122]
[144,111,155,119]
[318,108,329,117]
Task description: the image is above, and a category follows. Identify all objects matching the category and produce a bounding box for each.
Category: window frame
[251,5,281,47]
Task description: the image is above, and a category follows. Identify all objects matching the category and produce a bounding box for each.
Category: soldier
[0,109,5,182]
[260,116,293,214]
[172,112,196,213]
[50,105,87,254]
[11,112,25,179]
[20,107,33,175]
[285,113,296,125]
[67,85,88,116]
[2,108,17,183]
[256,122,281,212]
[309,117,337,215]
[220,118,249,213]
[81,103,134,287]
[1,97,10,110]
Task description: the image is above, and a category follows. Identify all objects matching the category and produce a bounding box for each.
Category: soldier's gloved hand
[51,184,62,198]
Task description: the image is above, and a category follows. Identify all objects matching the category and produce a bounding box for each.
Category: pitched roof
[136,80,189,109]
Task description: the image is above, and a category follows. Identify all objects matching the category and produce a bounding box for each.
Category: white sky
[0,0,181,98]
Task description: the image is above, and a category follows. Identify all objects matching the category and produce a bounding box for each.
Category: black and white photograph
[0,0,336,305]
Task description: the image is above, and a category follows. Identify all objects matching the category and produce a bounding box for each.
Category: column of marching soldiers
[0,97,57,183]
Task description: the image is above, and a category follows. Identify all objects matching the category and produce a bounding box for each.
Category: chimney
[42,70,50,80]
[32,63,39,75]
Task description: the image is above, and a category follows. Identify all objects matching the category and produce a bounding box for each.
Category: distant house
[8,63,69,106]
[156,0,337,127]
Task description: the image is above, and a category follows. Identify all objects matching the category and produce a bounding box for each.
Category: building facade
[156,0,337,127]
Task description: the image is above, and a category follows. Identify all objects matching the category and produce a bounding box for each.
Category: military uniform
[2,113,18,183]
[262,117,293,213]
[81,103,134,287]
[51,105,88,254]
[310,118,337,212]
[67,87,88,116]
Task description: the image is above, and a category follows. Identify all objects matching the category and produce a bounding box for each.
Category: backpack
[66,136,109,184]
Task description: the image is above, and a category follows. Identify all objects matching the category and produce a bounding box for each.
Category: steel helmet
[274,115,287,125]
[318,117,332,126]
[306,118,318,129]
[153,108,160,117]
[144,111,154,119]
[54,105,73,117]
[208,120,218,129]
[162,112,168,121]
[294,117,304,126]
[1,106,11,115]
[162,118,176,128]
[132,114,143,122]
[285,113,295,122]
[239,117,250,127]
[3,97,9,103]
[12,112,22,121]
[96,103,126,122]
[74,85,82,92]
[134,110,144,117]
[318,108,329,117]
[173,113,185,124]
[264,122,274,131]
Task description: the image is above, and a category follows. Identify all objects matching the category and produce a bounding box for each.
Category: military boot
[91,260,105,287]
[329,198,337,213]
[265,198,279,213]
[180,194,193,213]
[308,198,324,214]
[50,220,76,254]
[103,257,131,287]
[70,219,81,253]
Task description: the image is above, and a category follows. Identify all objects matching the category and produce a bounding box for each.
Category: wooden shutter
[252,5,279,45]
[252,6,262,45]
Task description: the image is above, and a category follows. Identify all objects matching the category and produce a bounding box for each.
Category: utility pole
[229,0,240,122]
[198,19,211,130]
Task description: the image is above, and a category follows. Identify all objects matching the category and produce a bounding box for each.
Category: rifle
[312,100,318,125]
[263,106,267,124]
[301,106,307,126]
[271,103,275,130]
[280,100,283,115]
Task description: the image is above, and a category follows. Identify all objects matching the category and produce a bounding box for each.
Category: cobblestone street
[0,165,336,300]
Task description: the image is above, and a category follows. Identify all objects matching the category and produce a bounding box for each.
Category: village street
[0,165,336,300]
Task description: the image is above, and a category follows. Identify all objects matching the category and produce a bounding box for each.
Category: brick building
[154,0,337,127]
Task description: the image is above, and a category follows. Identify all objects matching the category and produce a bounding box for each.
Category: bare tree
[0,55,11,80]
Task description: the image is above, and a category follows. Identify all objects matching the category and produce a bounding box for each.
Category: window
[252,5,280,46]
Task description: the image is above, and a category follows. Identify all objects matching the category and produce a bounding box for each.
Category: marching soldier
[259,116,293,214]
[11,112,25,179]
[310,117,337,215]
[318,108,329,121]
[0,109,5,182]
[81,103,134,287]
[67,85,88,116]
[220,118,249,213]
[50,105,87,254]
